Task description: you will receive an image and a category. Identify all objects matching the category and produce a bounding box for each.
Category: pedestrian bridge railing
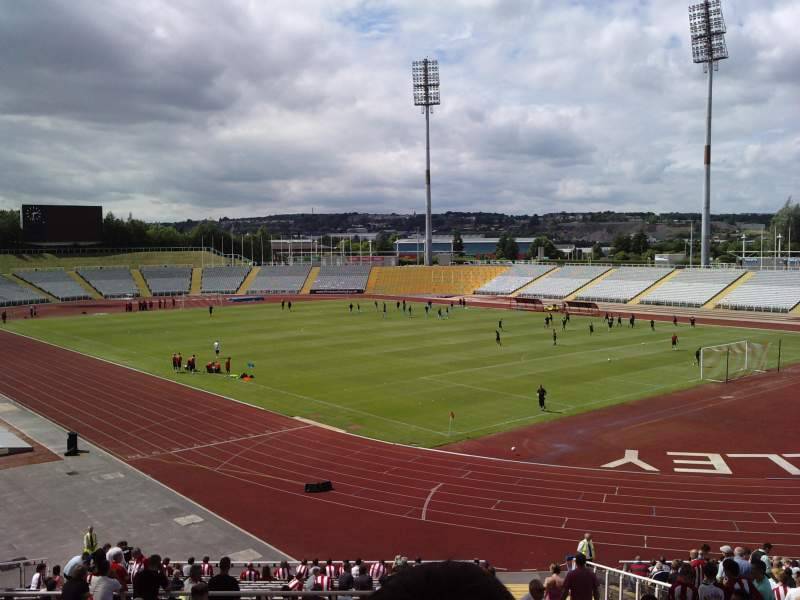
[588,561,671,600]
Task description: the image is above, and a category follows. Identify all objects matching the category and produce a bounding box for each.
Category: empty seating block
[475,265,555,295]
[517,266,610,300]
[13,269,90,301]
[639,269,742,308]
[311,264,372,293]
[248,265,311,294]
[77,267,139,298]
[140,266,192,296]
[0,276,48,307]
[716,271,800,312]
[201,265,251,294]
[575,267,673,303]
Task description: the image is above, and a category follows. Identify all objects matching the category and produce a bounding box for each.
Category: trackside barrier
[588,561,671,600]
[0,559,47,589]
[0,593,373,598]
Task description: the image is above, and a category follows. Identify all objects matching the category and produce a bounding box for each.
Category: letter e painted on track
[668,452,732,475]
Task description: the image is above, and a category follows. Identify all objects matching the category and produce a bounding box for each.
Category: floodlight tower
[688,0,729,266]
[412,58,440,266]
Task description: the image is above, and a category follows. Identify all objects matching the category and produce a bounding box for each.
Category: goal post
[700,340,770,383]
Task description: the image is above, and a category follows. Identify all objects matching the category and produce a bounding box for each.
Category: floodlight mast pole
[412,58,440,266]
[689,0,728,267]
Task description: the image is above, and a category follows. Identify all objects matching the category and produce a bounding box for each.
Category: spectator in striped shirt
[287,572,305,591]
[691,550,708,588]
[239,563,260,582]
[370,560,388,581]
[698,562,725,600]
[324,559,339,579]
[274,561,291,580]
[313,567,334,591]
[199,557,213,578]
[127,548,146,582]
[772,571,792,600]
[296,560,310,579]
[669,564,699,600]
[161,558,173,578]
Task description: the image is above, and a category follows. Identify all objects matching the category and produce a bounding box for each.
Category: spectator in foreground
[208,557,239,592]
[733,548,752,579]
[750,560,774,600]
[668,564,698,600]
[354,564,374,591]
[521,578,545,600]
[50,565,64,590]
[697,562,724,600]
[338,563,355,596]
[132,555,168,600]
[191,582,209,600]
[61,565,89,600]
[561,553,600,600]
[772,571,792,600]
[184,564,203,592]
[544,564,564,600]
[89,560,125,600]
[372,561,513,600]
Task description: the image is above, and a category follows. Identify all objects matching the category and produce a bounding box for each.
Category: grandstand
[575,266,673,303]
[716,270,800,312]
[13,269,91,301]
[311,264,372,293]
[77,266,139,298]
[517,265,611,300]
[0,275,49,307]
[140,265,192,296]
[639,268,743,308]
[366,266,507,296]
[247,264,312,294]
[475,264,555,295]
[201,265,251,294]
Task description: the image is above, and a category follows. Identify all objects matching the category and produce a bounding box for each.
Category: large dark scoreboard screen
[21,205,103,244]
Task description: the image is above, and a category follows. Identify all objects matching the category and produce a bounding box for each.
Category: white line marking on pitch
[421,483,443,521]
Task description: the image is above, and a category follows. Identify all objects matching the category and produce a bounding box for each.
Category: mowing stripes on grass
[7,300,800,447]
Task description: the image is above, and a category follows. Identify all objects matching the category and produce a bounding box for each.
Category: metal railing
[0,558,47,589]
[588,561,671,600]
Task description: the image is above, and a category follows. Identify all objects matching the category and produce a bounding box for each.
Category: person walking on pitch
[537,384,547,411]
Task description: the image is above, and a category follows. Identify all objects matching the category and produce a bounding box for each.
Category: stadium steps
[130,268,152,298]
[66,271,102,299]
[7,273,58,303]
[509,266,558,297]
[367,266,507,295]
[704,270,753,309]
[627,268,682,305]
[236,266,261,294]
[299,267,319,294]
[563,267,615,301]
[190,267,203,295]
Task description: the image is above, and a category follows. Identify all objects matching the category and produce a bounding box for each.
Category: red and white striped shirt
[369,563,387,580]
[274,567,290,580]
[240,568,260,582]
[287,577,303,591]
[314,575,333,591]
[296,564,309,579]
[691,560,707,587]
[669,582,699,600]
[200,563,214,577]
[128,559,146,581]
[773,584,791,600]
[324,564,339,579]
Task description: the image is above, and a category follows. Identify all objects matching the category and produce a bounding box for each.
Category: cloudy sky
[0,0,797,222]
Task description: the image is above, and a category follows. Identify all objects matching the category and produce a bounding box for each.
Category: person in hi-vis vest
[577,532,595,561]
[83,526,97,555]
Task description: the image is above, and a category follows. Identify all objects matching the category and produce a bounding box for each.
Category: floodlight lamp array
[688,0,729,64]
[412,58,441,106]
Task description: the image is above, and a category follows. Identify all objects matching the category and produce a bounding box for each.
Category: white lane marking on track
[421,483,443,521]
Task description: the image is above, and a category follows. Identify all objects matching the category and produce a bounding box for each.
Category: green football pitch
[7,300,800,447]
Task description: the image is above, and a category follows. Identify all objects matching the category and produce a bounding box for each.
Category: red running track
[1,329,800,570]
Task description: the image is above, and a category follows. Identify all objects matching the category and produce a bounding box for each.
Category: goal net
[700,340,770,383]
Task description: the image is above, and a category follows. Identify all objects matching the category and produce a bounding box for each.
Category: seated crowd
[29,535,500,600]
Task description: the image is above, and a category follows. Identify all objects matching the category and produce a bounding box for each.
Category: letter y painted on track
[601,449,659,472]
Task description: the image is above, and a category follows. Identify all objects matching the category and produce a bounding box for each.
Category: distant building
[654,253,685,265]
